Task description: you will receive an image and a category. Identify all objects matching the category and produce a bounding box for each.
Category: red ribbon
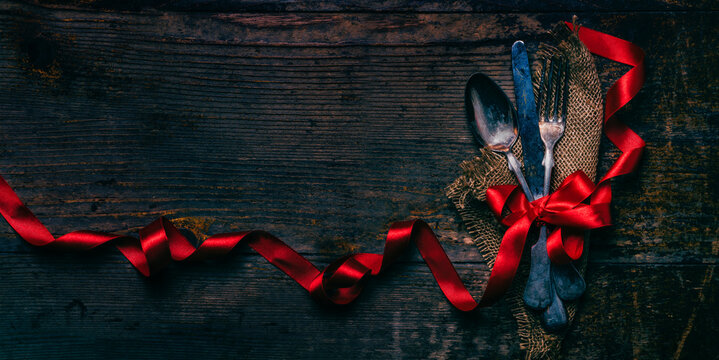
[0,23,645,311]
[0,176,487,310]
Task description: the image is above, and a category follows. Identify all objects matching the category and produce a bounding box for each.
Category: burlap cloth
[446,23,603,359]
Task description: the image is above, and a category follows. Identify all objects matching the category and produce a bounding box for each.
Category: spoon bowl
[464,73,531,198]
[465,73,519,153]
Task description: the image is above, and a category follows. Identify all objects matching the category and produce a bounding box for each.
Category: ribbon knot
[527,198,549,227]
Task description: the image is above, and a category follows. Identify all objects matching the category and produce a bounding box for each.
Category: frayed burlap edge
[446,21,603,360]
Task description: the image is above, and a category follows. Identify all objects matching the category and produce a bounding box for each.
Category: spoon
[466,73,569,332]
[464,73,531,197]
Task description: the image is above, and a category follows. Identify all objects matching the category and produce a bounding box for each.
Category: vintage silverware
[512,41,553,312]
[464,73,532,198]
[535,56,570,331]
[553,259,586,301]
[513,44,571,332]
[537,58,587,303]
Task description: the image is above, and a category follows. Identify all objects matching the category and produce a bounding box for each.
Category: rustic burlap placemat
[446,22,603,359]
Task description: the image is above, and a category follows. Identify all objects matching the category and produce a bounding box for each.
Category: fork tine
[544,58,555,120]
[537,58,549,120]
[560,60,569,122]
[552,58,562,121]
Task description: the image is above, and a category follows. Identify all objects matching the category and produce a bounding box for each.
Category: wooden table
[0,1,716,358]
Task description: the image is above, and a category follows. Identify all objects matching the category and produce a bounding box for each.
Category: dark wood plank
[0,253,716,359]
[0,253,517,359]
[14,0,719,12]
[563,263,719,359]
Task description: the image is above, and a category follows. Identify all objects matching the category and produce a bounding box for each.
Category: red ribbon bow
[480,171,612,301]
[0,22,645,311]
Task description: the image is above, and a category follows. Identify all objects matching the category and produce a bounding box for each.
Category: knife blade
[511,40,543,201]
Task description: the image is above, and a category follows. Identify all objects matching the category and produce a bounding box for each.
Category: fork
[538,57,587,304]
[523,58,569,315]
[535,56,592,330]
[536,57,571,330]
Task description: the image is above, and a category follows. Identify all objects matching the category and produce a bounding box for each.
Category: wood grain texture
[0,1,717,358]
[1,253,717,359]
[13,0,719,12]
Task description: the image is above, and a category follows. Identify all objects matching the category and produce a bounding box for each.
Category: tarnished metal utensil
[512,41,554,311]
[536,56,587,305]
[464,73,531,198]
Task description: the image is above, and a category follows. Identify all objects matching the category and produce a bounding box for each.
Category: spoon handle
[541,268,569,332]
[552,262,586,301]
[504,151,532,199]
[552,233,589,301]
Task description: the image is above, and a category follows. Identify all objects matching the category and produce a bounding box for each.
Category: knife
[512,41,567,330]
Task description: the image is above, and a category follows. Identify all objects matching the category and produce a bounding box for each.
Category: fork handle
[542,146,587,302]
[542,148,555,196]
[552,261,586,301]
[541,268,569,332]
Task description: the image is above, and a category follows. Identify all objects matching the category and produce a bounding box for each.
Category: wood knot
[26,36,56,68]
[19,33,62,80]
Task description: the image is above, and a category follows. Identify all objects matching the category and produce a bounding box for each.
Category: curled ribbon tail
[565,20,647,215]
